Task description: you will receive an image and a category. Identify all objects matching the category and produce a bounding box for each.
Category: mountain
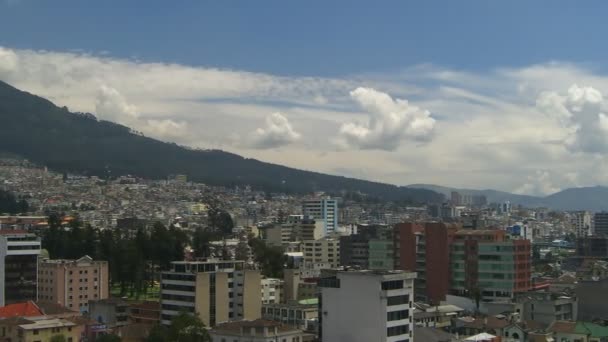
[406,184,543,207]
[0,80,443,204]
[407,183,608,211]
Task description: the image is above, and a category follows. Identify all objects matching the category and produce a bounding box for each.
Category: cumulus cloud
[337,87,436,150]
[514,170,561,196]
[249,113,301,149]
[9,45,608,193]
[536,84,608,153]
[95,85,187,140]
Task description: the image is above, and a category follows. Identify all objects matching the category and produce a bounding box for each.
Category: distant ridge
[407,183,608,211]
[0,80,443,204]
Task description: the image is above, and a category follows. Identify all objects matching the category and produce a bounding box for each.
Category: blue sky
[2,1,607,75]
[3,1,608,195]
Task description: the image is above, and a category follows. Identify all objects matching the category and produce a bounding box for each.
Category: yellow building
[0,317,85,342]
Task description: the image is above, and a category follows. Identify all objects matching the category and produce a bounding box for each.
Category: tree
[168,312,211,342]
[249,238,287,278]
[146,324,169,342]
[50,335,67,342]
[96,334,121,342]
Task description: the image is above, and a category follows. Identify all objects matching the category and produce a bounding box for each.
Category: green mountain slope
[0,80,443,203]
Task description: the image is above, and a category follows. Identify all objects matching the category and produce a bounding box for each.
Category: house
[502,320,544,342]
[546,321,608,342]
[0,316,85,342]
[0,301,43,319]
[209,319,311,342]
[463,332,501,342]
[415,326,456,342]
[455,316,510,337]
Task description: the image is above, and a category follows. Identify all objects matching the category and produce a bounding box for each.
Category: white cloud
[536,84,608,153]
[249,113,301,149]
[514,170,561,196]
[95,84,187,141]
[337,87,436,150]
[8,45,608,195]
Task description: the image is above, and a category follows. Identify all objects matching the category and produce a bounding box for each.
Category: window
[387,324,409,337]
[382,280,404,290]
[387,310,409,321]
[387,295,409,306]
[33,329,39,335]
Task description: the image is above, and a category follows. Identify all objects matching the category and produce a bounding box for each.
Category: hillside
[0,80,443,204]
[407,183,608,211]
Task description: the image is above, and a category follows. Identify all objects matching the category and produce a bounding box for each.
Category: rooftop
[0,301,43,318]
[212,319,301,335]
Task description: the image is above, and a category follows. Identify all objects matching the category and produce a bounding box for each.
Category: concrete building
[318,270,416,342]
[302,199,338,235]
[210,319,309,342]
[303,238,340,269]
[517,291,578,327]
[261,278,282,304]
[262,301,318,331]
[594,211,608,237]
[450,230,531,301]
[160,259,261,326]
[297,218,325,241]
[577,236,608,258]
[340,224,392,270]
[89,298,129,329]
[572,211,592,237]
[0,316,85,342]
[394,222,459,304]
[38,255,109,312]
[0,230,41,306]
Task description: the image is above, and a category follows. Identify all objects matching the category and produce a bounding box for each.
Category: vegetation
[42,216,188,299]
[0,190,29,214]
[0,80,443,204]
[95,334,121,342]
[147,312,210,342]
[249,237,287,278]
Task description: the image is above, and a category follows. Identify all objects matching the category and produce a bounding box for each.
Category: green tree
[96,334,121,342]
[168,312,210,342]
[146,324,169,342]
[249,238,287,278]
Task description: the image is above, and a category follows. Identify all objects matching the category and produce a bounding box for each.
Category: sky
[3,1,608,196]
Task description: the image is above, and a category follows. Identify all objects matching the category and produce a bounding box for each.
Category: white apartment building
[260,277,282,304]
[302,238,340,269]
[572,211,592,237]
[0,230,41,306]
[160,259,261,327]
[318,270,416,342]
[302,199,338,235]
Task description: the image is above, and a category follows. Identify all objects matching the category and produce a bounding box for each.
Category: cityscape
[2,2,608,342]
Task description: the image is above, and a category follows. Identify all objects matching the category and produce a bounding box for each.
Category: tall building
[302,199,338,235]
[0,230,41,306]
[572,211,592,237]
[340,224,393,270]
[394,222,458,303]
[38,255,109,312]
[318,270,416,342]
[160,259,261,327]
[450,230,531,301]
[594,212,608,237]
[303,238,340,269]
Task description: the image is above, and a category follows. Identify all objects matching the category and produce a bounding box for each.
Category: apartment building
[302,238,340,269]
[262,302,318,331]
[0,230,41,306]
[572,211,592,237]
[210,319,308,342]
[302,199,338,235]
[318,270,416,342]
[160,259,261,327]
[340,224,392,270]
[450,230,531,301]
[394,222,459,303]
[38,255,109,312]
[261,278,282,304]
